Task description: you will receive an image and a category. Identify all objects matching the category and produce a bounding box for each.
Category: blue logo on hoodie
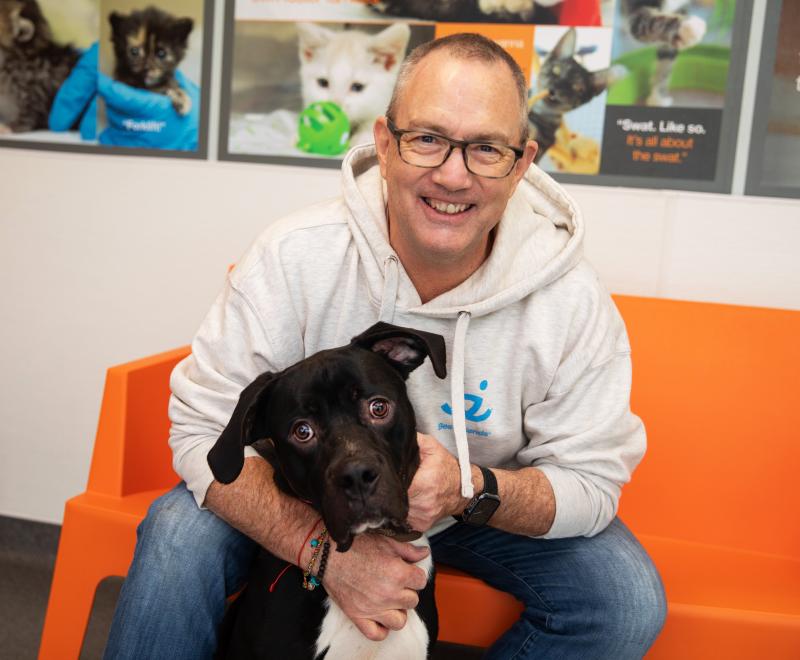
[441,379,493,422]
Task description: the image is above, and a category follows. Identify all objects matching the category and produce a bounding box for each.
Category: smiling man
[375,47,537,302]
[104,34,667,660]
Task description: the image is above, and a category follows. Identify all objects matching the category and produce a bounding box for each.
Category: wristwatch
[455,466,501,526]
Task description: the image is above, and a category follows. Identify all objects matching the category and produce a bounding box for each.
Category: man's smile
[422,196,475,217]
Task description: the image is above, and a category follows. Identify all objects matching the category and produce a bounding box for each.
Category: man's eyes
[408,133,445,148]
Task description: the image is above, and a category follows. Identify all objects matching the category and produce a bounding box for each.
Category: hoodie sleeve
[168,253,303,508]
[517,292,646,539]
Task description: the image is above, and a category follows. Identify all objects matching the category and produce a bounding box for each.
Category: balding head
[385,33,530,145]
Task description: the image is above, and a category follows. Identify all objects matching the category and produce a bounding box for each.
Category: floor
[0,515,483,659]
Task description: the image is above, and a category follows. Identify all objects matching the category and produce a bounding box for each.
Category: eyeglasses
[386,118,525,179]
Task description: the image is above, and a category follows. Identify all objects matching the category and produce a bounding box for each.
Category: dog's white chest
[314,539,433,660]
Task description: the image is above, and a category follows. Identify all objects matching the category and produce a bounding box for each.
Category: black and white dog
[207,322,447,659]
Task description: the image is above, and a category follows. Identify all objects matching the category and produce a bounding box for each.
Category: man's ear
[352,322,447,380]
[207,372,275,484]
[374,116,393,179]
[511,138,538,187]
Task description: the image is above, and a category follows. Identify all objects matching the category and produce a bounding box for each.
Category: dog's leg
[316,538,433,660]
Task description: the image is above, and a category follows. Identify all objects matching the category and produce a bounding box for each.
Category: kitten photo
[296,22,410,145]
[0,0,79,133]
[371,0,564,24]
[620,0,706,106]
[529,27,617,163]
[109,5,194,115]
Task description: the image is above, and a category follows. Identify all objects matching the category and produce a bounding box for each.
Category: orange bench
[39,295,800,658]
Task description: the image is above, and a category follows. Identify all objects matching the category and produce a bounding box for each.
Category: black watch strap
[454,466,501,525]
[478,465,498,497]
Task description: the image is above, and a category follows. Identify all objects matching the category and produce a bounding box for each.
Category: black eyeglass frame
[386,118,525,179]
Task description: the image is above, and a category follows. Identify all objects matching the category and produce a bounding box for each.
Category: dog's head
[207,322,447,552]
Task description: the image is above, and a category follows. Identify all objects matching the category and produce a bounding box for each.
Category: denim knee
[105,484,257,660]
[546,520,667,654]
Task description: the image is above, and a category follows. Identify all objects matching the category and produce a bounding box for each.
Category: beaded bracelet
[316,539,331,582]
[302,527,329,591]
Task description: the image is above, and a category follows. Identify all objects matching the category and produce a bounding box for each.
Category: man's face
[375,52,537,270]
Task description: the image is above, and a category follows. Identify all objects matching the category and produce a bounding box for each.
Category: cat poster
[220,4,435,166]
[219,0,610,166]
[0,0,214,158]
[746,0,800,199]
[596,0,745,188]
[220,0,750,194]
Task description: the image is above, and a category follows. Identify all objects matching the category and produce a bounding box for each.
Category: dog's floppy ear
[207,372,275,484]
[352,322,447,380]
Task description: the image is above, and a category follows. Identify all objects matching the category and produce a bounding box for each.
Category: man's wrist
[448,463,485,516]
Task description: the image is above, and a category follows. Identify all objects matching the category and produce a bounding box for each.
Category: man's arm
[407,434,556,537]
[409,344,644,539]
[205,456,430,640]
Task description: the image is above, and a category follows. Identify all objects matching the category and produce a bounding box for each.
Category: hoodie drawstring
[379,256,399,323]
[378,256,474,499]
[451,311,475,499]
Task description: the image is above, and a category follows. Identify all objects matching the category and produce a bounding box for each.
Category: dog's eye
[291,421,315,443]
[368,398,390,419]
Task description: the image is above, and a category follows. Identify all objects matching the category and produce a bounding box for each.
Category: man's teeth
[425,198,470,214]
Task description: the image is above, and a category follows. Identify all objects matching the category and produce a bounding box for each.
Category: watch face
[464,493,500,526]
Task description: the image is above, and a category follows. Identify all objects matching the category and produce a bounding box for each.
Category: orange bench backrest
[87,347,189,497]
[614,295,800,560]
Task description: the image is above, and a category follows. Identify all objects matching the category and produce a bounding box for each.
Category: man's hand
[205,457,431,642]
[407,433,467,532]
[322,534,429,641]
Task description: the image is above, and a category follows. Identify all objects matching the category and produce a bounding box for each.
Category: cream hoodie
[168,144,645,539]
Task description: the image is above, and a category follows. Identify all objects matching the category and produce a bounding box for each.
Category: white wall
[2,0,799,524]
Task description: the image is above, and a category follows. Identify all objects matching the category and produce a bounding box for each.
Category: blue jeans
[104,483,666,659]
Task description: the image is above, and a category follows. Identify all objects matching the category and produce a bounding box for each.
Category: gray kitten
[529,28,617,162]
[0,0,79,133]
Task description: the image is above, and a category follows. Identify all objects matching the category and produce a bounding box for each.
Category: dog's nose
[337,463,380,501]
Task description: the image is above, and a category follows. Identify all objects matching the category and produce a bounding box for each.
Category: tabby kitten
[621,0,706,106]
[0,0,79,133]
[109,6,194,115]
[529,28,616,163]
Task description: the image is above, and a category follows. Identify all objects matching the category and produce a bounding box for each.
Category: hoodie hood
[341,143,584,319]
[341,143,586,499]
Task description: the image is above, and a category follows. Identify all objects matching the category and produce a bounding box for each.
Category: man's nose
[431,147,473,190]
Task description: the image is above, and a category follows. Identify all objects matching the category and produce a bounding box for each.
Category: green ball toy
[297,101,351,156]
